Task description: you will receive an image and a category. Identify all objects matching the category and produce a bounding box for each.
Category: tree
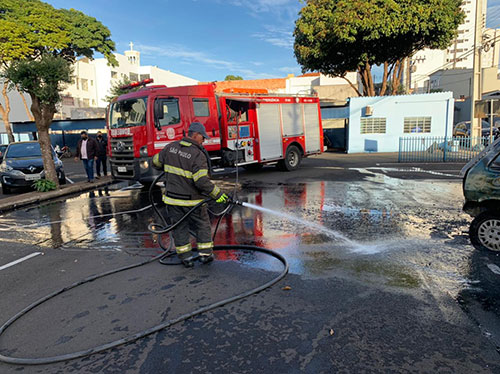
[0,79,14,143]
[105,77,140,103]
[1,0,116,187]
[294,0,464,96]
[224,75,243,81]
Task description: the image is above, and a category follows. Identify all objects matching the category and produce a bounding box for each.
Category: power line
[411,31,500,85]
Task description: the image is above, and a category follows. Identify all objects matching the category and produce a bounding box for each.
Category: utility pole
[470,0,484,140]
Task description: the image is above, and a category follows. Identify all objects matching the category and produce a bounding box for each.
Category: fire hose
[0,172,289,365]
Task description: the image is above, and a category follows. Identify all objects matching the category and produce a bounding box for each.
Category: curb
[0,177,113,214]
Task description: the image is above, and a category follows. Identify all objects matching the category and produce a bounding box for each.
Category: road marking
[487,263,500,275]
[65,177,75,184]
[0,252,42,271]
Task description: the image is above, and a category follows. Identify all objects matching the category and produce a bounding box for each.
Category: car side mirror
[154,100,164,130]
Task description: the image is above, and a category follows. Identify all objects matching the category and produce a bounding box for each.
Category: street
[0,153,499,373]
[0,157,108,199]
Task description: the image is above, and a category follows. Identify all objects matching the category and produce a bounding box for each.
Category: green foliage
[0,0,116,66]
[224,75,244,81]
[32,179,57,192]
[294,0,465,95]
[105,77,140,103]
[0,0,117,186]
[5,54,72,107]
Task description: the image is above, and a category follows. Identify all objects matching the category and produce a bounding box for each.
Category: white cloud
[252,25,294,49]
[277,66,300,73]
[222,0,297,14]
[136,43,277,80]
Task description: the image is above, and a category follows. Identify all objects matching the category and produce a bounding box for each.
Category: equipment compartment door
[303,103,321,153]
[256,104,283,161]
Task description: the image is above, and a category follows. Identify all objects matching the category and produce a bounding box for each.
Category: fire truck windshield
[110,97,148,128]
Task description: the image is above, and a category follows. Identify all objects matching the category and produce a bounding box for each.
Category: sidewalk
[0,176,113,213]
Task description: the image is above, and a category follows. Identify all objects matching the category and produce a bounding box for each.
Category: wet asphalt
[0,153,499,373]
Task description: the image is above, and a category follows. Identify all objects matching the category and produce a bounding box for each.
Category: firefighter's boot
[181,256,196,268]
[198,253,214,264]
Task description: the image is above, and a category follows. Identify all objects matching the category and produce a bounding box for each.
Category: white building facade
[59,43,198,118]
[410,0,497,93]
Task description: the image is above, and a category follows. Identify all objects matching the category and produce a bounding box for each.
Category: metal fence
[398,136,493,162]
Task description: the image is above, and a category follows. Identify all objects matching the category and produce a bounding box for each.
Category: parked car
[0,144,7,161]
[453,120,499,138]
[0,141,66,194]
[462,137,500,251]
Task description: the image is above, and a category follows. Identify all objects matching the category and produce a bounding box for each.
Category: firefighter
[153,122,229,267]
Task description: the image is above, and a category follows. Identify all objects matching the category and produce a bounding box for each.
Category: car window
[6,143,42,158]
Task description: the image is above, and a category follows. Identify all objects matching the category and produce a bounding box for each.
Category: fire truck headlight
[140,146,148,157]
[140,160,149,170]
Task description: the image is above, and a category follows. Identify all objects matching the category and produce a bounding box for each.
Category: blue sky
[45,0,303,82]
[45,1,500,83]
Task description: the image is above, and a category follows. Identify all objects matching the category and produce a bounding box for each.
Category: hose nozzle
[229,196,247,206]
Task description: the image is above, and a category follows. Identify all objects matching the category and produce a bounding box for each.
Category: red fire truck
[107,79,323,182]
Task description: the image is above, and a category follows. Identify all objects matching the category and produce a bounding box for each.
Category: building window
[360,117,386,134]
[91,99,96,106]
[129,72,139,82]
[193,98,210,117]
[82,98,90,107]
[62,95,74,106]
[81,79,88,91]
[404,117,431,133]
[140,74,150,81]
[90,80,94,86]
[111,71,117,78]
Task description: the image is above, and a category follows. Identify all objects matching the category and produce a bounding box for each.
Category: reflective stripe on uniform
[153,153,161,168]
[179,140,192,147]
[164,164,193,178]
[198,242,214,250]
[209,185,220,199]
[176,243,192,254]
[192,169,208,182]
[163,195,204,206]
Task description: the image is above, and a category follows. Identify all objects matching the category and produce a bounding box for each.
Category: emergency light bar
[120,78,154,90]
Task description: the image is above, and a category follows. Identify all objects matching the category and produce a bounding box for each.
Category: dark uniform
[95,135,108,176]
[153,137,223,261]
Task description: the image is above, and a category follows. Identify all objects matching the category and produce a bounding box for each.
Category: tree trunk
[358,61,376,96]
[0,81,15,143]
[18,89,34,121]
[391,60,404,95]
[30,94,59,188]
[340,76,362,97]
[379,62,389,96]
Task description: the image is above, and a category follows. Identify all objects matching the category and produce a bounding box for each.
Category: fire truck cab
[107,81,323,183]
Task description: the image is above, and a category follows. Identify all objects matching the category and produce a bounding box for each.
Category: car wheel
[1,183,11,194]
[277,145,301,171]
[59,172,67,185]
[470,211,500,252]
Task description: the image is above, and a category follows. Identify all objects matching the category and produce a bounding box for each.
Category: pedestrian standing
[153,122,229,268]
[95,131,108,178]
[75,131,98,183]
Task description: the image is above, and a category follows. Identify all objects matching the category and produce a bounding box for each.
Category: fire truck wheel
[278,145,301,171]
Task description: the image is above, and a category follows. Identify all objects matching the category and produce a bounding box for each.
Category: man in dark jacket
[75,131,99,183]
[153,122,228,267]
[95,131,108,178]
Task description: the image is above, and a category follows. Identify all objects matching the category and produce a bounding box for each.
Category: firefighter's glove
[216,193,229,204]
